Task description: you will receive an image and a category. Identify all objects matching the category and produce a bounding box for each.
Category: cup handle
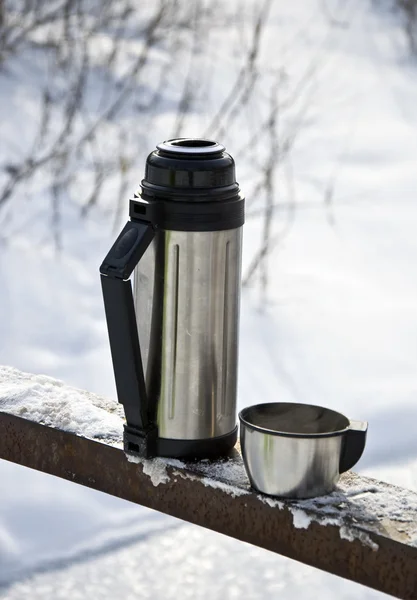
[339,420,368,474]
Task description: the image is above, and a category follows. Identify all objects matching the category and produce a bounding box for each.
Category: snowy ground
[1,0,417,598]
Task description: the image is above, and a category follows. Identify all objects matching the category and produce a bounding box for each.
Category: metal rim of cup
[238,402,351,439]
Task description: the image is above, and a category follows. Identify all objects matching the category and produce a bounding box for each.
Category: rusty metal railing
[1,410,417,598]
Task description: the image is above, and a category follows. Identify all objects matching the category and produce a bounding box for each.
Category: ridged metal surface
[133,228,242,441]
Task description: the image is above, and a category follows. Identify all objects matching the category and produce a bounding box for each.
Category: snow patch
[340,526,379,552]
[292,477,417,529]
[126,454,141,464]
[164,458,187,470]
[0,366,124,446]
[125,456,182,487]
[142,459,171,487]
[291,508,312,529]
[199,477,250,498]
[191,456,251,491]
[258,495,284,509]
[171,468,250,498]
[320,517,341,527]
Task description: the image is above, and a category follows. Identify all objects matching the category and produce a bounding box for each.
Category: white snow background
[1,0,417,598]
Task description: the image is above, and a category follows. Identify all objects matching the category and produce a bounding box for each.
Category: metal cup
[239,402,368,499]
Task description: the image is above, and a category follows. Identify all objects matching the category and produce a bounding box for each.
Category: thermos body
[100,138,245,459]
[134,228,242,441]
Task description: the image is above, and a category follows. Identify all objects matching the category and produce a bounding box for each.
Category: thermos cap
[133,138,245,232]
[141,138,238,198]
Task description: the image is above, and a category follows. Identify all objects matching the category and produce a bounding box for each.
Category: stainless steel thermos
[100,139,244,459]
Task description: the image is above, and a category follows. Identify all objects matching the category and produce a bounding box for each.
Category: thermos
[100,139,244,459]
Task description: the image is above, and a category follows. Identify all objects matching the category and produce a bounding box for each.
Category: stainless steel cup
[239,402,368,499]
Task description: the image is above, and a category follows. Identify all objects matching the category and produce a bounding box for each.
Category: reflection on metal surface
[222,241,230,417]
[134,229,242,441]
[167,243,179,421]
[241,426,342,499]
[240,403,366,499]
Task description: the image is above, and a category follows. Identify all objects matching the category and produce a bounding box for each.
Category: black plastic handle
[100,219,156,458]
[339,420,368,473]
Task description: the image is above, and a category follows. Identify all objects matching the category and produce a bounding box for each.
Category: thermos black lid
[141,138,239,201]
[131,138,245,232]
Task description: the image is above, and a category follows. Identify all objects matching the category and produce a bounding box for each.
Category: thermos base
[156,426,238,460]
